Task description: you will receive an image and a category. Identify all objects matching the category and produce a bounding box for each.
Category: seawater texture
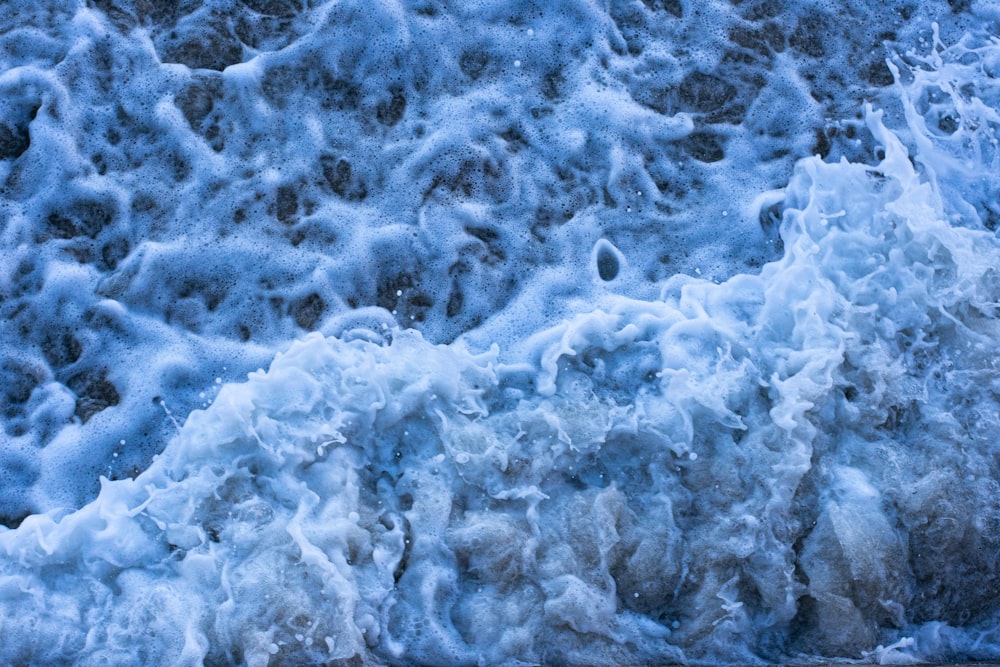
[2,0,1000,665]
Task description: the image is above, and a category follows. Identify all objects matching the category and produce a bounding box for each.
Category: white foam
[2,0,1000,663]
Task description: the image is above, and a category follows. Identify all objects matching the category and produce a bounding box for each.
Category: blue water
[1,0,999,664]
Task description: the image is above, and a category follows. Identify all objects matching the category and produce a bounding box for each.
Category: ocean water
[1,0,1000,664]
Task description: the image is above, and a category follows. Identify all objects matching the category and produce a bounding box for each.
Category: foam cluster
[0,0,985,522]
[2,0,1000,664]
[2,104,1000,663]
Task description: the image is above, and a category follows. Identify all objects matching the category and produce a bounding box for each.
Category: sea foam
[2,0,1000,664]
[3,102,1000,662]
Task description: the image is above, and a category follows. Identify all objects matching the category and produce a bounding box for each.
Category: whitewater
[2,0,1000,664]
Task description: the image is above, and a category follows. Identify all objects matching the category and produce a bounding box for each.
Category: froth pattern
[2,0,1000,664]
[0,0,984,522]
[3,102,1000,663]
